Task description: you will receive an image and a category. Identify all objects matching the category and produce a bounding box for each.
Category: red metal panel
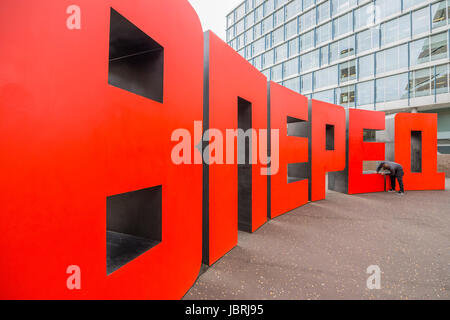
[205,31,267,266]
[348,109,386,194]
[395,113,446,191]
[0,0,203,299]
[310,100,346,201]
[269,82,309,218]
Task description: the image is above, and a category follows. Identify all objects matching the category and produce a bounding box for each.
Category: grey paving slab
[185,179,450,300]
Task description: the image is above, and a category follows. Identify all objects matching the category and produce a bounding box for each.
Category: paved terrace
[185,179,450,300]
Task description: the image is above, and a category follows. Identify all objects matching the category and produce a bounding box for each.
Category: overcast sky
[187,0,244,41]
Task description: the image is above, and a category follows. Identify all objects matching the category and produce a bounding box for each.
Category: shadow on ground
[184,180,450,300]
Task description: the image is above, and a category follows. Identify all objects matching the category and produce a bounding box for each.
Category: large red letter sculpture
[0,0,203,299]
[0,0,446,301]
[395,113,445,191]
[329,109,386,194]
[310,100,346,201]
[203,31,267,266]
[269,82,309,218]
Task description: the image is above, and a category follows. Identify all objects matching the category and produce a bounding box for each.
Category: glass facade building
[226,0,450,153]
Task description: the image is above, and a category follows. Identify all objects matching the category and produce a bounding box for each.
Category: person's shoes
[388,189,396,192]
[396,192,405,196]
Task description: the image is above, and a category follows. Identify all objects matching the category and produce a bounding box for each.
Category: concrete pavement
[184,179,450,300]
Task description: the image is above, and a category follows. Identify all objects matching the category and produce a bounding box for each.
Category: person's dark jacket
[376,161,404,177]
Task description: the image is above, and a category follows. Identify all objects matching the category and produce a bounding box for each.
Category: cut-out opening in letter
[288,163,310,184]
[287,116,309,138]
[108,8,164,102]
[363,129,377,142]
[238,97,252,233]
[106,186,162,275]
[326,124,335,151]
[411,131,422,173]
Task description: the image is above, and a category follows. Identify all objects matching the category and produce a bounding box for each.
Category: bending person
[376,161,405,196]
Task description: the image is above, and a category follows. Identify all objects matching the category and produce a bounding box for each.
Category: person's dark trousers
[390,174,405,193]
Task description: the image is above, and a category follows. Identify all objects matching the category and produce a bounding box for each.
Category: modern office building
[226,0,450,153]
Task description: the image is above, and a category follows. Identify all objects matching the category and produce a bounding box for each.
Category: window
[375,0,401,22]
[227,27,235,41]
[238,48,245,58]
[227,12,235,28]
[301,73,313,92]
[229,39,236,50]
[330,35,355,62]
[284,57,300,77]
[316,22,332,45]
[253,55,262,70]
[301,49,320,72]
[255,0,264,6]
[303,0,315,10]
[434,64,449,94]
[339,60,356,83]
[410,37,430,66]
[263,49,274,68]
[403,0,425,10]
[333,12,352,38]
[264,0,275,15]
[332,0,357,16]
[255,5,264,22]
[236,19,245,35]
[254,22,262,39]
[262,15,274,34]
[236,3,246,21]
[314,65,338,89]
[253,37,265,55]
[357,28,379,54]
[239,34,245,49]
[357,80,374,106]
[354,3,374,30]
[262,69,271,80]
[380,14,410,46]
[336,84,356,107]
[339,35,355,58]
[301,9,316,30]
[300,30,314,51]
[274,8,285,26]
[245,29,254,44]
[285,19,298,39]
[271,64,283,81]
[321,45,329,66]
[266,33,273,49]
[431,32,448,61]
[359,54,374,79]
[273,26,285,46]
[432,1,447,29]
[313,89,335,104]
[410,67,432,98]
[318,1,331,23]
[376,44,408,74]
[245,45,252,59]
[412,7,430,36]
[289,37,300,57]
[275,43,288,63]
[284,77,301,92]
[376,73,409,103]
[246,0,254,12]
[286,0,301,20]
[277,0,288,8]
[448,0,450,23]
